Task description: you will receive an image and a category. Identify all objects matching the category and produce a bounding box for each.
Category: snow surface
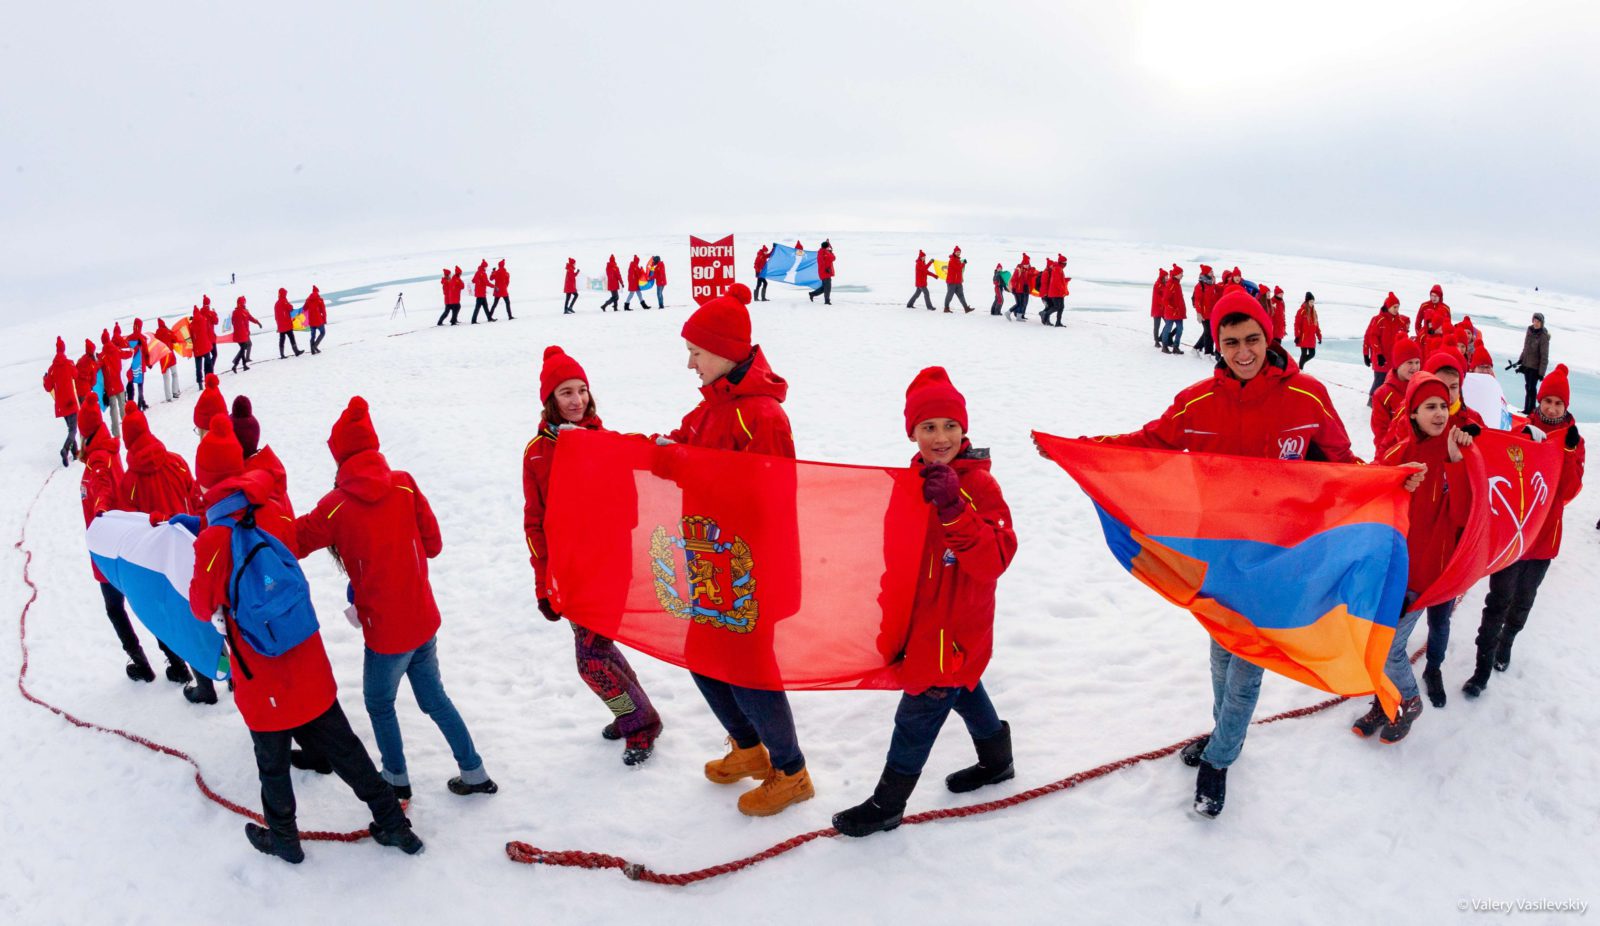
[1,233,1596,924]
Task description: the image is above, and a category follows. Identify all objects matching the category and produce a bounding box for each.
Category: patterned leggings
[572,623,660,747]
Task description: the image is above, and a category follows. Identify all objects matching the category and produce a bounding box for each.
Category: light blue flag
[758,244,821,288]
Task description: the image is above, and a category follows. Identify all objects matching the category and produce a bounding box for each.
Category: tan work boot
[704,738,773,785]
[737,766,815,816]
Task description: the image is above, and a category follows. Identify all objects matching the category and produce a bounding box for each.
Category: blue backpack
[206,491,318,669]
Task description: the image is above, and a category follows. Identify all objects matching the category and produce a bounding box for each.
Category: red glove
[920,464,965,521]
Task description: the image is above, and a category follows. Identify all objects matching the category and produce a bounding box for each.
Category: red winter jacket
[75,342,99,402]
[817,247,836,280]
[449,270,465,303]
[473,262,490,298]
[43,342,79,418]
[627,259,644,292]
[945,252,965,285]
[273,290,294,333]
[293,449,444,656]
[1097,351,1359,463]
[1376,398,1485,458]
[231,304,261,342]
[754,247,769,275]
[563,261,578,295]
[190,472,337,733]
[153,320,179,350]
[1415,295,1452,338]
[894,445,1017,695]
[1191,281,1220,321]
[1379,432,1472,594]
[191,307,219,355]
[1293,303,1322,349]
[1370,370,1410,443]
[1150,273,1169,318]
[1161,278,1186,321]
[440,271,453,303]
[78,420,124,582]
[522,414,603,597]
[122,432,202,522]
[1010,262,1032,294]
[492,261,510,297]
[1269,297,1288,341]
[1045,257,1069,298]
[649,260,667,287]
[99,334,128,397]
[304,287,326,328]
[667,346,794,457]
[1362,311,1411,374]
[1523,416,1585,561]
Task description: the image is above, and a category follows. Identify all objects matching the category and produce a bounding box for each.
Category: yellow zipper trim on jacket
[736,408,753,440]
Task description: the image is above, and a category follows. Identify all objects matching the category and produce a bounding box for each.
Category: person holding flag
[304,285,327,354]
[907,250,936,311]
[648,256,667,309]
[625,255,647,310]
[941,246,969,313]
[752,245,770,302]
[1086,288,1422,817]
[273,290,303,359]
[808,240,835,305]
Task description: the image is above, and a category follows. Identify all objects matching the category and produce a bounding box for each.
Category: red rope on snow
[13,471,369,843]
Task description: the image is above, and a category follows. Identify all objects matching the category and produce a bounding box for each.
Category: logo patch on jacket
[1277,435,1307,460]
[650,515,758,634]
[942,548,958,567]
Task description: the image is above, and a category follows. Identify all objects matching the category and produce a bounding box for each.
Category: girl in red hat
[1369,338,1422,444]
[833,366,1018,837]
[522,346,664,764]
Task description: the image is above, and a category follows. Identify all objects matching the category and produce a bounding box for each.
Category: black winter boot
[832,768,920,838]
[125,652,155,683]
[1180,735,1211,767]
[245,822,304,864]
[369,820,425,855]
[1462,655,1493,699]
[184,677,218,704]
[945,721,1014,793]
[1379,696,1423,744]
[1194,761,1227,818]
[1423,667,1447,708]
[447,775,498,796]
[1494,633,1517,671]
[164,660,192,684]
[1350,699,1388,738]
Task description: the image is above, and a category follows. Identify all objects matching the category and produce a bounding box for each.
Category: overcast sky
[4,0,1598,317]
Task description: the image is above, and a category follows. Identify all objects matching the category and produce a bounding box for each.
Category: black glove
[1567,423,1581,450]
[1462,422,1482,437]
[1363,354,1372,368]
[1504,360,1519,372]
[537,598,561,622]
[1376,354,1386,368]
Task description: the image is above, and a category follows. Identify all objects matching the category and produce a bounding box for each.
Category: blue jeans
[886,683,1003,777]
[363,636,486,787]
[1385,607,1425,701]
[692,673,804,775]
[1201,639,1264,769]
[1162,319,1184,350]
[655,286,665,308]
[1423,600,1456,672]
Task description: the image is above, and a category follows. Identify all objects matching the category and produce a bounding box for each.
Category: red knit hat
[195,415,244,488]
[1383,292,1400,310]
[1209,287,1275,342]
[328,396,380,465]
[1169,264,1183,277]
[903,366,968,437]
[122,407,150,449]
[1200,264,1213,275]
[1392,337,1421,367]
[78,394,104,438]
[680,283,753,362]
[1538,363,1571,406]
[1272,285,1283,296]
[1157,269,1168,280]
[1405,372,1451,415]
[1470,343,1494,369]
[539,346,588,401]
[193,374,226,431]
[1424,348,1468,377]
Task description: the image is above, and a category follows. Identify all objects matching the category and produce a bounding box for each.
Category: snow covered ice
[1,232,1596,923]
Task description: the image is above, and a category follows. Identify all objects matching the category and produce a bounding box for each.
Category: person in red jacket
[436,268,462,326]
[1086,289,1419,817]
[98,329,130,438]
[1159,265,1187,354]
[1369,337,1422,444]
[523,347,663,764]
[1465,364,1585,697]
[1362,292,1411,402]
[1008,254,1034,321]
[471,260,493,323]
[624,255,647,311]
[941,246,970,313]
[229,298,263,373]
[601,255,622,311]
[292,397,496,800]
[907,250,937,310]
[304,285,328,354]
[191,297,220,385]
[1293,291,1323,368]
[1415,284,1452,339]
[193,373,226,436]
[125,318,151,412]
[648,256,667,309]
[752,245,771,302]
[1190,266,1220,355]
[490,259,513,319]
[1040,252,1070,327]
[832,367,1019,837]
[1349,373,1475,740]
[1268,286,1287,344]
[43,337,81,466]
[76,338,100,409]
[1376,350,1485,456]
[809,239,836,305]
[562,258,580,314]
[668,283,811,815]
[152,319,182,401]
[188,415,422,863]
[1150,268,1169,346]
[271,290,303,359]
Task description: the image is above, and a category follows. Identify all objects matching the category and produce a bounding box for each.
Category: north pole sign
[690,234,736,305]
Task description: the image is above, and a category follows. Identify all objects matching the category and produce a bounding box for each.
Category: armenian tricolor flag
[1035,431,1411,716]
